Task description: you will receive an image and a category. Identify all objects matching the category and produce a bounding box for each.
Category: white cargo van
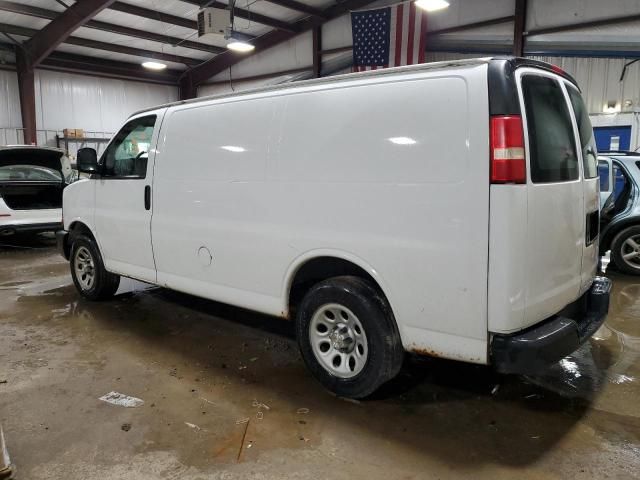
[58,57,611,398]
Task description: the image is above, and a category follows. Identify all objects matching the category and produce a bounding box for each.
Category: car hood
[0,147,73,183]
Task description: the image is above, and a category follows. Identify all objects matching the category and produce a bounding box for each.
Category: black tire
[295,275,404,399]
[69,234,120,300]
[611,225,640,276]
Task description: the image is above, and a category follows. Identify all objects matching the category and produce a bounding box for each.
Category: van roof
[130,56,578,118]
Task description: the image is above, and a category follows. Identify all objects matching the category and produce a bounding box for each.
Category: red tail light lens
[490,115,526,184]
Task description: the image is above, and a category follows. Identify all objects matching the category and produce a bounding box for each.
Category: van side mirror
[77,148,99,174]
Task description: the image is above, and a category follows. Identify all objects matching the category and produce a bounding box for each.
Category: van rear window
[567,86,598,179]
[521,75,579,183]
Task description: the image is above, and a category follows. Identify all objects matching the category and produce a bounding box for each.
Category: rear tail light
[490,115,526,184]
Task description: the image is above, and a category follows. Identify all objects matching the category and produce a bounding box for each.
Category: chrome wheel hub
[309,303,368,379]
[621,235,640,269]
[74,246,96,291]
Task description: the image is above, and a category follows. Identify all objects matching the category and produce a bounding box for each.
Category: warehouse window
[521,75,579,183]
[101,115,156,178]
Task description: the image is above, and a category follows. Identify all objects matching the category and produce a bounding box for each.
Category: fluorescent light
[227,41,255,53]
[142,61,167,70]
[221,145,246,153]
[415,0,450,12]
[388,137,417,145]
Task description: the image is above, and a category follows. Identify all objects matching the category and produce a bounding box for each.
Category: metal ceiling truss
[7,0,640,145]
[180,0,380,92]
[0,22,203,66]
[0,1,222,55]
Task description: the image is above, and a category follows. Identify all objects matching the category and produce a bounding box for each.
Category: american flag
[351,2,427,72]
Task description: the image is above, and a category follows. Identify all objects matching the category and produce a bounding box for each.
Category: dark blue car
[598,152,640,275]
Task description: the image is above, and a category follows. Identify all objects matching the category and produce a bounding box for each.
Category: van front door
[93,112,162,282]
[517,70,584,326]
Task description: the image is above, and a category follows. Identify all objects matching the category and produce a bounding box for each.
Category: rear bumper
[56,229,70,260]
[491,276,612,374]
[0,221,62,235]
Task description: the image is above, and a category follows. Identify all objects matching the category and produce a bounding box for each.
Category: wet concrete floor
[0,234,639,479]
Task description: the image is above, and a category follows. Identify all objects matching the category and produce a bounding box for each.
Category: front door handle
[144,185,151,210]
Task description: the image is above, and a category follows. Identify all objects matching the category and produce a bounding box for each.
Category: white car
[0,146,73,236]
[57,57,611,398]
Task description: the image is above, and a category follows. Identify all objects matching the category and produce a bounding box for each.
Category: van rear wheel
[295,276,404,399]
[70,235,120,300]
[611,226,640,276]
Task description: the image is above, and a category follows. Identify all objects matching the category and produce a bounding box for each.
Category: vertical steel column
[179,73,197,100]
[16,48,36,145]
[312,26,322,78]
[513,0,527,57]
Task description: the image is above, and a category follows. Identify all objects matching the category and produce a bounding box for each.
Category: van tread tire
[70,235,120,300]
[295,275,404,399]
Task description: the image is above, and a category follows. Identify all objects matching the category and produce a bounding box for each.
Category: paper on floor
[99,391,144,408]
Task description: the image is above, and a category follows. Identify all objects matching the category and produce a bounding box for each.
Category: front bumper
[56,229,70,260]
[491,276,612,374]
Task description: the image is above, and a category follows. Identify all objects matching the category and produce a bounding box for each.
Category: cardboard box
[63,128,85,138]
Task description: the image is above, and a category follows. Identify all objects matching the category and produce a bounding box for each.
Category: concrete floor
[1,235,639,480]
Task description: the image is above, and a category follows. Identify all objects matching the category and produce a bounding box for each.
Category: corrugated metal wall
[425,52,640,116]
[0,69,178,146]
[0,70,21,128]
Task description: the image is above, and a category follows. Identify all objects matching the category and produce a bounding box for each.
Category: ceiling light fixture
[226,40,255,52]
[415,0,450,12]
[142,61,167,70]
[221,145,246,152]
[388,137,417,145]
[226,0,255,53]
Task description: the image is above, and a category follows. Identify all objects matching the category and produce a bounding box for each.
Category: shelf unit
[56,135,111,155]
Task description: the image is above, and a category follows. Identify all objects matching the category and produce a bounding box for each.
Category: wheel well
[288,256,387,316]
[68,221,95,243]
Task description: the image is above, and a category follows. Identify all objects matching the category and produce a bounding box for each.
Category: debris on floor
[121,423,131,432]
[0,426,13,480]
[296,408,309,414]
[99,392,144,408]
[184,422,201,431]
[252,400,270,410]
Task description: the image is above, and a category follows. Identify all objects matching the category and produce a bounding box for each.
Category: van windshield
[521,75,579,183]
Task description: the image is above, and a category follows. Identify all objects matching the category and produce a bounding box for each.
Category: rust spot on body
[409,346,442,358]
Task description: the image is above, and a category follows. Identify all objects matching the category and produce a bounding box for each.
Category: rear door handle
[144,185,151,210]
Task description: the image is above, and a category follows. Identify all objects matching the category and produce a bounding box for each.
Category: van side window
[101,115,157,178]
[567,86,598,179]
[521,75,579,183]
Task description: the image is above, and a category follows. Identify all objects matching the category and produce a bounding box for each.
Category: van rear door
[564,83,600,293]
[517,69,584,327]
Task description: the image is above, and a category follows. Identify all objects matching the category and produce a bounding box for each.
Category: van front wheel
[295,276,404,399]
[611,225,640,276]
[70,235,120,300]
